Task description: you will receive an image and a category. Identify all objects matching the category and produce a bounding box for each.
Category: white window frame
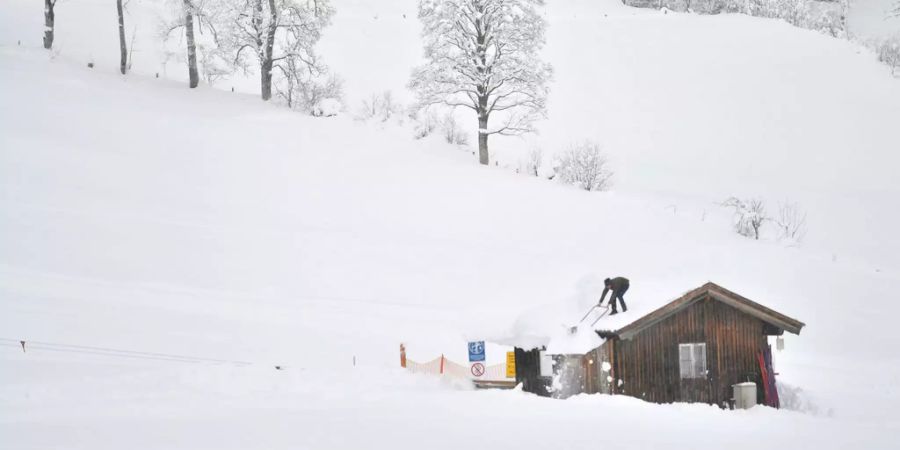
[678,343,707,379]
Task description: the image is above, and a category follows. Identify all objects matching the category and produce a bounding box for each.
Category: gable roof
[609,282,805,340]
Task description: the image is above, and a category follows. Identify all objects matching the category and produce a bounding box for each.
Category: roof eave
[615,282,805,340]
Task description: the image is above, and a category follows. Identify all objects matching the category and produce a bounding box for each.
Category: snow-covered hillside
[2,1,899,449]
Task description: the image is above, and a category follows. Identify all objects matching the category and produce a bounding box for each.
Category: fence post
[400,344,407,368]
[440,354,445,375]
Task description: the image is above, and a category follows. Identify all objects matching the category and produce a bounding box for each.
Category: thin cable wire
[0,338,253,366]
[0,342,213,364]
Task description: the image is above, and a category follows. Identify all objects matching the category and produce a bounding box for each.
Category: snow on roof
[489,274,614,354]
[490,277,805,355]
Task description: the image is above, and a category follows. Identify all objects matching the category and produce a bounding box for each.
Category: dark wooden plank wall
[582,342,612,395]
[514,347,550,397]
[611,295,768,405]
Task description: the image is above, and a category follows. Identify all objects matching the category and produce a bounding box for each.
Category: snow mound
[313,98,342,117]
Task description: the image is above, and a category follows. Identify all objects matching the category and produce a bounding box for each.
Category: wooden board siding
[583,342,613,395]
[610,294,768,405]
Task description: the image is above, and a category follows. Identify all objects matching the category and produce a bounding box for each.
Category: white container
[539,351,554,377]
[733,382,757,409]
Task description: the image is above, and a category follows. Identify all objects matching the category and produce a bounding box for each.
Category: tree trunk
[260,60,273,100]
[183,0,199,88]
[259,0,278,101]
[478,115,489,165]
[116,0,127,75]
[43,0,55,50]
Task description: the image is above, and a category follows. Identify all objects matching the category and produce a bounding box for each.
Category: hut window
[678,343,707,379]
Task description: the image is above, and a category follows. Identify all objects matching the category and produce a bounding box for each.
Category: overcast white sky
[849,0,900,38]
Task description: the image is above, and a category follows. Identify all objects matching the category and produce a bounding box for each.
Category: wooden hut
[514,282,805,407]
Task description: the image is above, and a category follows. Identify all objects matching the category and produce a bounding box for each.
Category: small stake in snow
[20,340,26,353]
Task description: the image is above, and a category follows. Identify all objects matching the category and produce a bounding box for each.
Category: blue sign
[468,341,485,362]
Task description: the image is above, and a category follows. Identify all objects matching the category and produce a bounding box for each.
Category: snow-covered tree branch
[409,0,552,165]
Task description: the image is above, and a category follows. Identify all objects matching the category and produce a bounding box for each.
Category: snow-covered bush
[777,381,828,416]
[411,109,439,140]
[554,141,613,192]
[302,74,345,116]
[774,201,807,243]
[876,37,900,76]
[810,6,844,38]
[357,91,401,122]
[721,197,768,240]
[440,114,468,146]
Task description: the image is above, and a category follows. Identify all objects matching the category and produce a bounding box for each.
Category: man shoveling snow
[567,275,631,334]
[599,277,629,315]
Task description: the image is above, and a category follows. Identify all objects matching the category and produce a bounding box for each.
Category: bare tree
[722,197,768,240]
[214,0,335,101]
[162,1,229,87]
[117,0,128,75]
[877,37,900,76]
[272,51,343,114]
[412,110,439,140]
[554,141,613,192]
[523,147,543,177]
[441,113,469,145]
[774,201,807,242]
[43,0,57,50]
[409,0,552,166]
[357,91,400,122]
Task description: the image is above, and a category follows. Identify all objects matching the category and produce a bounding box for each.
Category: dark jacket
[600,277,629,303]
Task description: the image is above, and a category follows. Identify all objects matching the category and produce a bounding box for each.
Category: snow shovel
[569,304,611,334]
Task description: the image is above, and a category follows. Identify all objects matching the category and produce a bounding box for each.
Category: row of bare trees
[43,0,129,75]
[40,0,337,107]
[163,0,336,104]
[38,0,552,159]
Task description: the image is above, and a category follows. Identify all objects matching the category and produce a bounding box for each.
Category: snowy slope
[2,0,900,449]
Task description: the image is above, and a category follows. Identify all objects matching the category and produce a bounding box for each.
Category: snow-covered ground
[2,0,900,448]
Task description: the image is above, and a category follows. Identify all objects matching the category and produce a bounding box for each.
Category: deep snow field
[2,0,900,449]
